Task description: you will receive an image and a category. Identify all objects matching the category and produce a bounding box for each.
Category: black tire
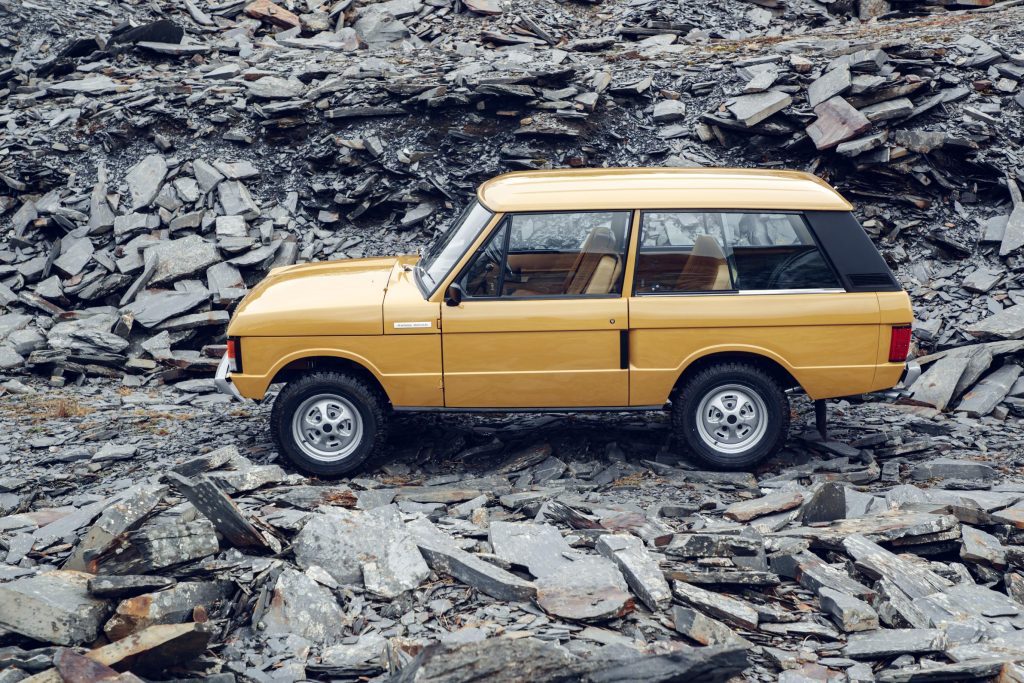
[672,362,789,470]
[270,371,388,477]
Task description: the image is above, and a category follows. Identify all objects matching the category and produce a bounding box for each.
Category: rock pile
[0,380,1023,681]
[0,0,1023,404]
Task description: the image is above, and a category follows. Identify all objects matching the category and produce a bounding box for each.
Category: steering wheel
[766,250,820,289]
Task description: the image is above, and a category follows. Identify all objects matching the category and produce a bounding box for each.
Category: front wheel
[270,371,388,477]
[672,362,789,469]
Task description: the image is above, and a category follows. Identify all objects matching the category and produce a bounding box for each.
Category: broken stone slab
[104,580,233,641]
[65,484,165,571]
[999,175,1024,256]
[960,525,1006,567]
[967,306,1024,340]
[777,511,959,549]
[725,90,792,127]
[860,97,914,122]
[875,659,1009,683]
[770,549,876,601]
[147,235,221,285]
[908,353,973,409]
[92,519,218,574]
[672,606,750,646]
[244,0,300,28]
[0,571,110,646]
[535,556,634,622]
[254,568,344,645]
[125,155,168,211]
[807,96,871,150]
[841,534,952,600]
[217,181,259,219]
[87,576,177,600]
[844,628,947,660]
[165,472,267,548]
[671,580,758,629]
[653,99,687,123]
[595,533,672,612]
[664,532,762,559]
[21,623,212,683]
[293,506,429,598]
[956,365,1022,417]
[122,291,208,329]
[910,458,996,483]
[406,517,536,602]
[808,64,852,107]
[818,587,879,632]
[724,491,804,522]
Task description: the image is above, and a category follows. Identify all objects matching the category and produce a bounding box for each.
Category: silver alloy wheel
[291,393,363,462]
[695,383,768,454]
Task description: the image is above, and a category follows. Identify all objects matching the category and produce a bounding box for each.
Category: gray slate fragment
[595,534,672,612]
[407,517,536,602]
[257,569,345,644]
[967,305,1024,340]
[672,606,750,646]
[147,235,221,285]
[293,507,429,598]
[909,354,972,410]
[725,90,792,126]
[956,364,1022,417]
[122,290,208,328]
[671,580,758,629]
[910,458,996,483]
[818,587,879,632]
[808,64,851,107]
[0,571,110,645]
[125,155,169,210]
[844,629,947,659]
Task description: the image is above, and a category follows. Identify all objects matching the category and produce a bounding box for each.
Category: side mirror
[445,283,465,307]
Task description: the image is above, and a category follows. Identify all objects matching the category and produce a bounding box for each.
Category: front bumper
[214,353,244,401]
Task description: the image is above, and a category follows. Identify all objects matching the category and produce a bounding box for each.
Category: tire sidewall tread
[673,362,789,470]
[271,371,388,477]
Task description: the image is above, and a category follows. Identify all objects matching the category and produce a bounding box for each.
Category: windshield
[417,200,493,295]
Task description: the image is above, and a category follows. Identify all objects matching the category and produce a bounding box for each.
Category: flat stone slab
[806,96,871,149]
[672,605,750,646]
[844,628,947,659]
[724,491,804,522]
[407,517,536,603]
[595,533,672,612]
[725,90,792,126]
[956,364,1022,417]
[671,580,758,629]
[104,580,232,640]
[818,587,879,632]
[256,569,345,645]
[0,570,111,645]
[909,353,971,410]
[967,305,1024,340]
[911,458,996,483]
[293,506,429,598]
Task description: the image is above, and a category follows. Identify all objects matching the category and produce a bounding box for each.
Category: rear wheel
[672,362,789,469]
[271,371,387,477]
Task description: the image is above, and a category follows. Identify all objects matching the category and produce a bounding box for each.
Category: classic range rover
[216,168,918,476]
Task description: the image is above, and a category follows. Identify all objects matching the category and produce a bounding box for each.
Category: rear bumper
[880,359,920,399]
[214,353,244,401]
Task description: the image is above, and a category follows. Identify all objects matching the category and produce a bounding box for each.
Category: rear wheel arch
[673,350,801,399]
[675,352,802,395]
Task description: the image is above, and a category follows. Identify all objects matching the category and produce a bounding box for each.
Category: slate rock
[0,571,111,645]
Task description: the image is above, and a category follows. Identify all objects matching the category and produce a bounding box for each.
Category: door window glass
[635,212,839,293]
[459,211,631,298]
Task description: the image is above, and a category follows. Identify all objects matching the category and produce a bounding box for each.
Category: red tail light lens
[226,338,239,373]
[888,325,912,363]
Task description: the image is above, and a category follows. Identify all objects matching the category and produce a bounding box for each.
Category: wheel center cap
[323,424,333,433]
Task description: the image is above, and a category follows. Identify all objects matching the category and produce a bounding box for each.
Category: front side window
[417,200,494,295]
[635,211,840,294]
[458,211,631,298]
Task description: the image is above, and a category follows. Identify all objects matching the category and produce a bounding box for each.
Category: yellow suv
[216,168,916,476]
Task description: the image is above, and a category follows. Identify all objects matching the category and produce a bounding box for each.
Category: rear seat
[675,234,731,291]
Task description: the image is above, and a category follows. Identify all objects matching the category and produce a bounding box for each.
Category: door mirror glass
[445,282,465,306]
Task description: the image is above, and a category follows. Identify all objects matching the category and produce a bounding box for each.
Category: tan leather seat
[565,227,621,295]
[676,234,731,291]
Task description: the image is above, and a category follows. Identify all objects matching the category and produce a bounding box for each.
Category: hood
[227,257,399,336]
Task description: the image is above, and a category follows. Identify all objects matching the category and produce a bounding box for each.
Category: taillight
[226,338,240,373]
[888,325,911,363]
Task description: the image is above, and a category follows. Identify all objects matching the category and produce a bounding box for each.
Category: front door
[441,211,632,408]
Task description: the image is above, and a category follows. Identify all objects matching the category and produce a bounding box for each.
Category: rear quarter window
[634,211,841,294]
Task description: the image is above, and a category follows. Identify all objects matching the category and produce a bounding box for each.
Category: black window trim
[631,208,846,297]
[451,208,635,302]
[419,201,497,300]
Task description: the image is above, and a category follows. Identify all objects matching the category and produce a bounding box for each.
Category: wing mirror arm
[445,283,465,307]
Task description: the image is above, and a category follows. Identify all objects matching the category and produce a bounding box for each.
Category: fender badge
[394,321,432,329]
